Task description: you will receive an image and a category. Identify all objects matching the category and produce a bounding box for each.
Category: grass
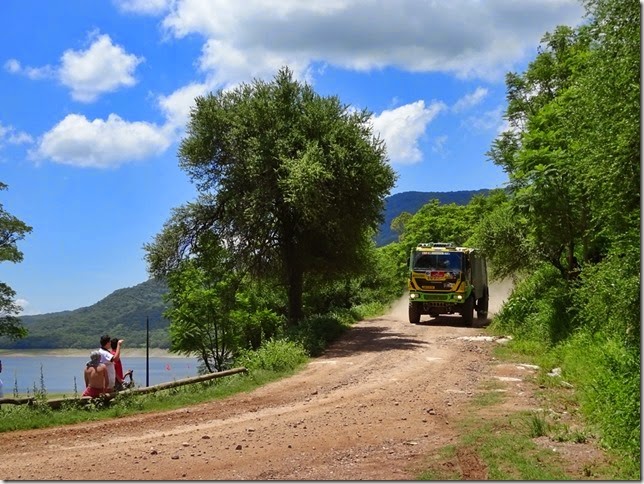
[416,341,626,481]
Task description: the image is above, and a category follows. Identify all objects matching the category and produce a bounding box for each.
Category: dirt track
[0,282,571,480]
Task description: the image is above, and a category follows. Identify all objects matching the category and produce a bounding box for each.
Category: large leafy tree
[146,68,396,325]
[0,182,32,340]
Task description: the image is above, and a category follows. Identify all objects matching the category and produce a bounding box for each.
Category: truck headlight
[410,293,418,299]
[456,295,463,300]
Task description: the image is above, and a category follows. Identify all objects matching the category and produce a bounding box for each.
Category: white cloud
[34,114,172,168]
[4,59,55,80]
[452,87,489,112]
[157,81,210,131]
[156,0,584,86]
[0,122,34,147]
[6,33,143,102]
[370,100,446,165]
[59,33,144,102]
[113,0,173,15]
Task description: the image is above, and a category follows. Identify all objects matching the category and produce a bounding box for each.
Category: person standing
[82,351,109,397]
[98,334,122,392]
[110,337,133,390]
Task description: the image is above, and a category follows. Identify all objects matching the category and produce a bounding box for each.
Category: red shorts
[82,387,106,398]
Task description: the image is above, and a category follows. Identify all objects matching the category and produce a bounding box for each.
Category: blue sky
[0,0,585,315]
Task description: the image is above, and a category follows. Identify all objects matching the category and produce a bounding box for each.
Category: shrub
[236,339,308,372]
[491,265,575,345]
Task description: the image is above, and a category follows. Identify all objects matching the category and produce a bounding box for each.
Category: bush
[561,333,640,473]
[236,339,308,372]
[491,265,575,345]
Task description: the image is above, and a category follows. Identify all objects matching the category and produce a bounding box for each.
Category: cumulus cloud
[34,114,172,168]
[60,33,144,102]
[452,87,489,112]
[157,0,584,85]
[370,100,446,165]
[6,33,143,103]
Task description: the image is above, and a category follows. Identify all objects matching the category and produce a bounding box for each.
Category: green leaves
[0,183,32,340]
[148,66,395,325]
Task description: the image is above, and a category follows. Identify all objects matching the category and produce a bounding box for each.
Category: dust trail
[388,293,410,320]
[488,278,513,315]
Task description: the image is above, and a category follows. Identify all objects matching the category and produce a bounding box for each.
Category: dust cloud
[488,278,513,315]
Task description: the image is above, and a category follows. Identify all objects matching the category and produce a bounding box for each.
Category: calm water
[0,354,199,396]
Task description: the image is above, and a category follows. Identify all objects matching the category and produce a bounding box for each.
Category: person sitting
[82,350,109,398]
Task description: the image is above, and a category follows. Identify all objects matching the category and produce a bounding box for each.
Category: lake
[0,352,200,396]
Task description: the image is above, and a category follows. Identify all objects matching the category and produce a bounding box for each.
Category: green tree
[146,67,396,325]
[164,253,240,372]
[0,182,32,340]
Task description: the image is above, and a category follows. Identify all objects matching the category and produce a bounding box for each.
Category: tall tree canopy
[146,68,396,325]
[0,182,32,340]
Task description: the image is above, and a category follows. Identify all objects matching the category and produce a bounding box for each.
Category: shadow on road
[323,324,429,358]
[415,315,492,329]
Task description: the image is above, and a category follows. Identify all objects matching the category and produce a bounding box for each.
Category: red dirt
[0,284,607,480]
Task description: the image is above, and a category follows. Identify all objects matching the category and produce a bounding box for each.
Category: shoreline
[0,348,188,358]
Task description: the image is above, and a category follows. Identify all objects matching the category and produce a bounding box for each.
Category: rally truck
[407,242,488,325]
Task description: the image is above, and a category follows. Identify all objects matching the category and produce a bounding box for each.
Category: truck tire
[476,288,489,320]
[409,302,421,324]
[462,295,474,326]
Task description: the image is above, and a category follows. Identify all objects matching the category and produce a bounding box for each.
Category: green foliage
[0,182,32,340]
[146,67,396,325]
[492,265,575,345]
[236,338,308,372]
[286,311,355,357]
[164,256,241,372]
[560,333,640,471]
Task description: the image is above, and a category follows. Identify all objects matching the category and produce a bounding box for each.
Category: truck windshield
[412,252,463,273]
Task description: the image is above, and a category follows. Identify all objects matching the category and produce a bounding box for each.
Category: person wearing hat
[82,350,108,398]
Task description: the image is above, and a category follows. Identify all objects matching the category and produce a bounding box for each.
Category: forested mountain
[0,279,170,349]
[376,189,491,246]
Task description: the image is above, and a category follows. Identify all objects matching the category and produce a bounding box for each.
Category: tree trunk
[287,263,303,326]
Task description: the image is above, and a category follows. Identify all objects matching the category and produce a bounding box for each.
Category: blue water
[0,355,199,396]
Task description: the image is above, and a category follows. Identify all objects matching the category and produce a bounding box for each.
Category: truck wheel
[409,302,421,324]
[477,288,489,320]
[462,295,474,326]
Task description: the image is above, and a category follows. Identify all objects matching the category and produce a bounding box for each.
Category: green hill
[0,278,170,350]
[376,189,491,246]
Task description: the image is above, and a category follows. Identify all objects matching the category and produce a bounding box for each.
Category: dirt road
[0,283,566,480]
